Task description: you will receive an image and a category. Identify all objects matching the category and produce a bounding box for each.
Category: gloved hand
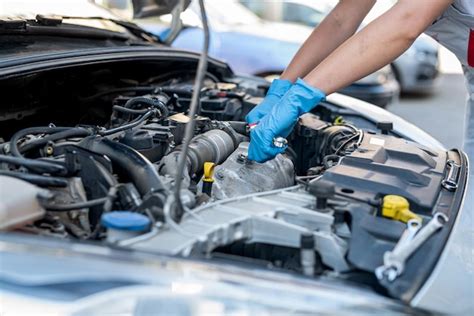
[248,78,326,163]
[245,78,292,125]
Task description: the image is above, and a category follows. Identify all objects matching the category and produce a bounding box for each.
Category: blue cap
[101,211,151,232]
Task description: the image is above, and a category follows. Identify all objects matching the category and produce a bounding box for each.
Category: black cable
[0,155,66,174]
[0,170,68,187]
[322,154,340,169]
[41,197,110,212]
[123,96,170,117]
[9,126,71,158]
[173,0,210,223]
[112,105,149,115]
[19,127,92,154]
[100,109,157,136]
[334,133,360,155]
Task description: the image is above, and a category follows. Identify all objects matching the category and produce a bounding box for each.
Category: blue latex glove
[245,78,292,125]
[248,78,326,163]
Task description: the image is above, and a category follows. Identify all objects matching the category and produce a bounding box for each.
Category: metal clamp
[273,137,288,148]
[442,159,460,191]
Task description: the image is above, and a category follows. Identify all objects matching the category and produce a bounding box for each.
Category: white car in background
[241,0,440,94]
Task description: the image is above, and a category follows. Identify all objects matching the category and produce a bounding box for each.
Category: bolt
[237,153,248,164]
[273,137,288,148]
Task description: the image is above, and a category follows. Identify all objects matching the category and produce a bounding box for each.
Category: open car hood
[132,0,191,18]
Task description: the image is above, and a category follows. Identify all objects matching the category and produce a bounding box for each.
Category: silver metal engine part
[125,185,350,272]
[209,142,295,200]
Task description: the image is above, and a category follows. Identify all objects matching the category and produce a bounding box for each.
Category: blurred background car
[240,0,440,94]
[103,0,399,107]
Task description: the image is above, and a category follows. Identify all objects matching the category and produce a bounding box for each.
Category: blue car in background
[136,0,399,107]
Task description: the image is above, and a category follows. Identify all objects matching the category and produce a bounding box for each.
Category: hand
[245,79,292,124]
[248,78,326,163]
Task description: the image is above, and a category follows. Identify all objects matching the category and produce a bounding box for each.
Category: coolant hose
[79,136,166,197]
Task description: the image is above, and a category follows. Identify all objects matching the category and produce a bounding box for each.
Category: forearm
[281,0,376,82]
[304,0,453,94]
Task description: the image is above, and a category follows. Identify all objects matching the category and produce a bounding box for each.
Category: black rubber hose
[124,96,169,117]
[41,197,110,212]
[19,127,92,154]
[79,136,166,197]
[0,155,66,174]
[0,170,68,187]
[9,126,70,157]
[112,105,149,115]
[101,109,156,136]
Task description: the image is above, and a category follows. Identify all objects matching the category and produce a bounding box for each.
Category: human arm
[249,0,453,163]
[246,0,375,125]
[304,0,453,94]
[281,0,376,82]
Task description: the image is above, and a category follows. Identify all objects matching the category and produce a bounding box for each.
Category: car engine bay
[0,60,467,304]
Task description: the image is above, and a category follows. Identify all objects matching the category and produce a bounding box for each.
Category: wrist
[293,78,326,114]
[267,79,293,98]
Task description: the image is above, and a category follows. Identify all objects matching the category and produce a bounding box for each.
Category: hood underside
[132,0,191,18]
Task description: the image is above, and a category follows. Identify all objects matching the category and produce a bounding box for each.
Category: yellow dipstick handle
[202,162,215,196]
[203,162,215,183]
[382,195,422,223]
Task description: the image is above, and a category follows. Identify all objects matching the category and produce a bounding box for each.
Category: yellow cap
[382,195,422,223]
[333,116,345,125]
[203,162,215,183]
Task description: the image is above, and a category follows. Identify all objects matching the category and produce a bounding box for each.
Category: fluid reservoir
[0,176,47,230]
[102,211,151,243]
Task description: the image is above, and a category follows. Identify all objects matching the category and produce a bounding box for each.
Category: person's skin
[281,0,453,94]
[281,0,376,82]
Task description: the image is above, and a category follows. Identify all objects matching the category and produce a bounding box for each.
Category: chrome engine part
[209,142,295,200]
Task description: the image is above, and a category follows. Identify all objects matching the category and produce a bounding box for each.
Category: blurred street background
[101,0,468,148]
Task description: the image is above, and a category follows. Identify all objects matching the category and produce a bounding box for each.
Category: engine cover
[320,133,447,213]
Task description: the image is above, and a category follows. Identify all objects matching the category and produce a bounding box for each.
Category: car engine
[0,64,466,303]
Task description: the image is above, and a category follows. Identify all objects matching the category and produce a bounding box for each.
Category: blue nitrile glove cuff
[291,78,326,115]
[245,78,293,124]
[248,78,326,163]
[267,78,293,98]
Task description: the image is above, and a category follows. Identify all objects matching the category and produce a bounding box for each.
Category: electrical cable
[172,0,210,223]
[100,109,157,136]
[19,127,92,154]
[112,105,149,115]
[42,197,110,212]
[44,190,116,212]
[0,155,66,174]
[0,170,68,187]
[9,126,70,158]
[123,96,170,117]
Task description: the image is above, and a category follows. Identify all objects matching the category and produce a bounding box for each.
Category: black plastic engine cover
[320,133,447,213]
